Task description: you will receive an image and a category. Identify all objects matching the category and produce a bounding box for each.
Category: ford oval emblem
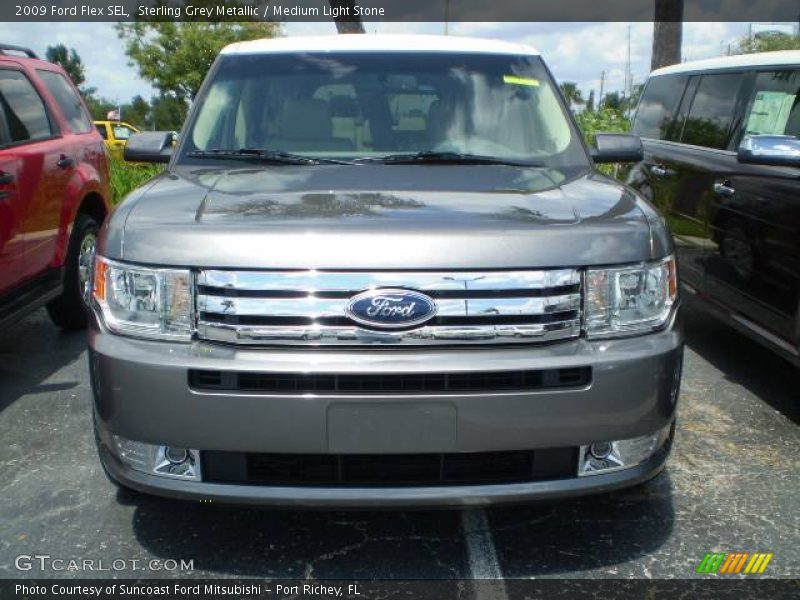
[345,288,438,330]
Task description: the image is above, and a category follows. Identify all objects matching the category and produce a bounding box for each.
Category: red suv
[0,44,110,329]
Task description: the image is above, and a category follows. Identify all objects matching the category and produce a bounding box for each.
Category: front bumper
[89,311,682,507]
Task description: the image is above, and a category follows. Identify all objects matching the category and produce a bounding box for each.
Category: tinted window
[185,52,589,177]
[742,70,800,138]
[681,73,743,149]
[37,70,92,133]
[633,74,687,140]
[0,69,52,142]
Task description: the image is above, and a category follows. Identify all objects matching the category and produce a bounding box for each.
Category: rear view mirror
[591,133,644,164]
[124,131,176,163]
[738,135,800,168]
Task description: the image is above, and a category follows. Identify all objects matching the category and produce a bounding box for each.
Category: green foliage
[559,82,584,109]
[84,95,116,120]
[124,95,151,129]
[116,20,281,102]
[45,44,86,87]
[150,94,188,130]
[109,154,164,204]
[574,107,632,176]
[574,107,631,146]
[736,34,800,54]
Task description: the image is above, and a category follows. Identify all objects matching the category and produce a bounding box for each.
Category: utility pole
[625,25,632,114]
[599,71,606,108]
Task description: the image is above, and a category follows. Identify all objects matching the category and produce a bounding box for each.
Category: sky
[0,21,790,104]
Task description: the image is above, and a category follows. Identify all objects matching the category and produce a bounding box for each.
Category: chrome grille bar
[196,269,582,346]
[199,269,580,292]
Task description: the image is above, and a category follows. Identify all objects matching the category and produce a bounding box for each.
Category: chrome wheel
[78,232,97,304]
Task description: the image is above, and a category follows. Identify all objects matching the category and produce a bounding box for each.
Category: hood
[107,164,667,270]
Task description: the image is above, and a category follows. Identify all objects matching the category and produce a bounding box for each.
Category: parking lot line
[461,508,508,597]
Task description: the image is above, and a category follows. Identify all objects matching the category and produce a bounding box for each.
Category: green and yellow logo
[697,552,773,575]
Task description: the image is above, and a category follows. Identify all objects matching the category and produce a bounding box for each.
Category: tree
[651,0,683,71]
[150,94,187,131]
[736,34,800,54]
[123,95,151,128]
[45,44,86,88]
[116,21,280,102]
[84,95,116,120]
[586,90,595,112]
[559,82,584,109]
[601,91,624,111]
[328,0,365,33]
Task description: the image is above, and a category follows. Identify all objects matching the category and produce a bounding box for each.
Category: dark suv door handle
[713,181,735,197]
[56,155,74,169]
[0,171,13,185]
[650,164,667,177]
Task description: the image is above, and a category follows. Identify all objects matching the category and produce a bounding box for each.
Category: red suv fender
[53,153,111,268]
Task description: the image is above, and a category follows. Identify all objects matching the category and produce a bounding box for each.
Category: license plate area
[327,402,457,453]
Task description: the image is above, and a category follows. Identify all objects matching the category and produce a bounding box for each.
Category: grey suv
[89,35,682,507]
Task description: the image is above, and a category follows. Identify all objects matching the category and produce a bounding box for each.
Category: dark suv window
[37,70,92,134]
[0,69,52,143]
[633,74,687,140]
[680,73,743,150]
[741,69,800,139]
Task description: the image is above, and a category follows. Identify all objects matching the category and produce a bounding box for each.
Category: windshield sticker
[503,75,540,87]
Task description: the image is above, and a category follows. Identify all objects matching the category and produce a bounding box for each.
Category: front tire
[47,213,99,330]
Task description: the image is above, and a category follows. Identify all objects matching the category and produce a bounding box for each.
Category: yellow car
[94,121,140,156]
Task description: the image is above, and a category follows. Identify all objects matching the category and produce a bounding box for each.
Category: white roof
[222,34,539,56]
[651,50,800,77]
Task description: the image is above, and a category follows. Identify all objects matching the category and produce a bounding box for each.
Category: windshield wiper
[354,151,544,167]
[187,148,352,165]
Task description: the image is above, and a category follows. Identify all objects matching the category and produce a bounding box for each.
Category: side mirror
[738,134,800,168]
[591,133,644,164]
[123,131,176,163]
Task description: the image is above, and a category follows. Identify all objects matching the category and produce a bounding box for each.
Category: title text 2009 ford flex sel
[89,35,682,507]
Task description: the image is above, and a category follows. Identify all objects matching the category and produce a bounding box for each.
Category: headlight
[92,256,193,341]
[584,255,677,338]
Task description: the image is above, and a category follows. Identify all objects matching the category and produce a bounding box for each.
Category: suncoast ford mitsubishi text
[88,35,682,506]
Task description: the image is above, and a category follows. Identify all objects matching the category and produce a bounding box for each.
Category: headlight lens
[584,255,677,338]
[92,256,193,341]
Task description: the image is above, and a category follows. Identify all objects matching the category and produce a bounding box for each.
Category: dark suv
[0,44,111,330]
[629,50,800,367]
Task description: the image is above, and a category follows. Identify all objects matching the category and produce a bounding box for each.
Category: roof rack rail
[0,44,38,59]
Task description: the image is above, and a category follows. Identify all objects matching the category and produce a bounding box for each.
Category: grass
[109,154,165,204]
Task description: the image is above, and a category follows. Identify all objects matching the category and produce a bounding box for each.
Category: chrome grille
[196,269,582,346]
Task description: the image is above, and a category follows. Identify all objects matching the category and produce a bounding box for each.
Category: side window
[37,70,92,134]
[0,69,52,143]
[681,73,743,150]
[95,123,108,139]
[742,70,800,138]
[632,74,687,140]
[112,125,134,140]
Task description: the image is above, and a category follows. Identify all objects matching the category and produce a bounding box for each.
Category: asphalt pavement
[1,298,797,581]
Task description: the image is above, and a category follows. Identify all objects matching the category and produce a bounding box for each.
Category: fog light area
[578,422,672,477]
[112,436,201,481]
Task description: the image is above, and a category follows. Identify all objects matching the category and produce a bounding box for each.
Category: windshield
[181,52,589,175]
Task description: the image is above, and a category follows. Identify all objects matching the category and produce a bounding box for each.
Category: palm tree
[559,82,584,110]
[328,0,365,33]
[651,0,683,70]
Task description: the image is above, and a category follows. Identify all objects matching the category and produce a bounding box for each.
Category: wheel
[47,213,99,330]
